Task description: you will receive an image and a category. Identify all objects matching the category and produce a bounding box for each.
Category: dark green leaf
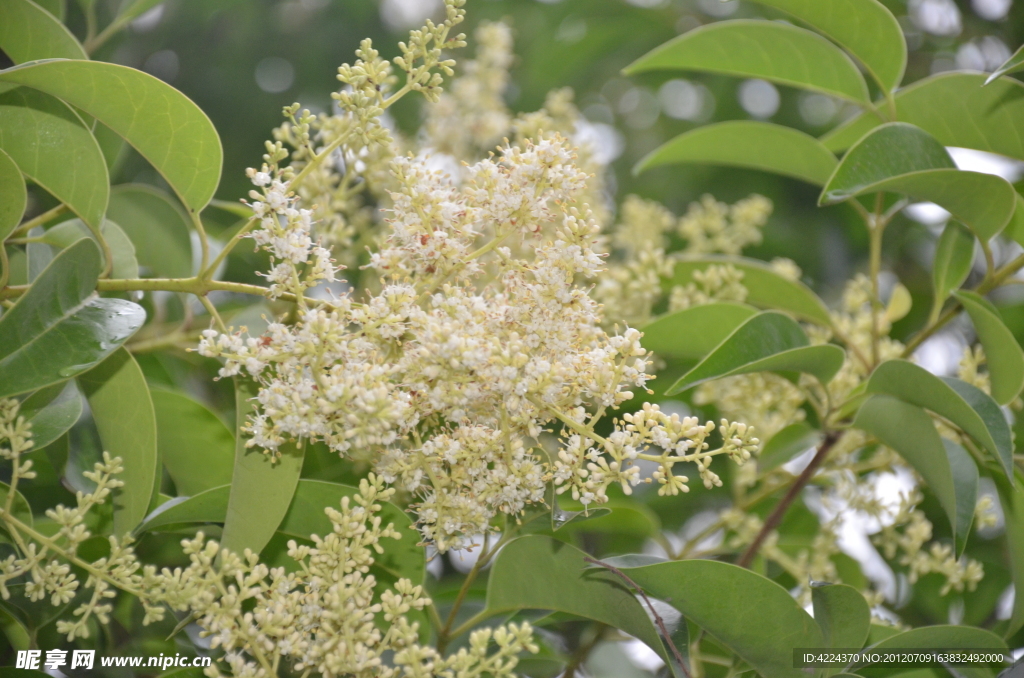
[744,0,905,92]
[486,536,676,669]
[138,481,424,587]
[811,583,871,656]
[0,0,86,63]
[151,389,234,496]
[625,19,869,103]
[853,395,959,543]
[943,439,978,557]
[932,222,974,318]
[865,360,1013,479]
[622,559,822,678]
[39,219,139,279]
[0,88,108,230]
[985,44,1024,84]
[759,422,822,472]
[559,503,660,538]
[106,184,193,279]
[0,239,144,398]
[820,123,954,204]
[221,378,304,555]
[18,380,81,451]
[822,73,1024,161]
[866,625,1006,653]
[954,291,1024,405]
[33,0,64,20]
[666,311,844,395]
[640,302,757,360]
[880,170,1014,241]
[0,60,222,212]
[0,148,26,241]
[995,475,1024,638]
[634,121,837,185]
[1004,194,1024,250]
[78,348,159,535]
[669,257,831,324]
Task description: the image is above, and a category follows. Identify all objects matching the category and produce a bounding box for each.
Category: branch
[736,431,840,568]
[583,555,691,678]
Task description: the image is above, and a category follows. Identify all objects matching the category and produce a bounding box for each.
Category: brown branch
[737,431,840,568]
[583,555,691,678]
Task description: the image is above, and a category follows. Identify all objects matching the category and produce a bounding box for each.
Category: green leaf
[759,422,822,472]
[625,19,869,104]
[822,73,1024,161]
[0,0,86,63]
[485,536,676,669]
[221,378,304,556]
[110,0,164,25]
[665,311,844,395]
[932,222,974,317]
[0,239,145,398]
[151,389,234,496]
[39,219,139,279]
[820,122,954,203]
[0,148,26,241]
[995,475,1024,638]
[744,0,905,92]
[621,559,822,678]
[865,360,1013,479]
[943,439,978,557]
[0,88,108,230]
[106,184,193,279]
[0,481,34,530]
[78,348,159,535]
[853,395,961,543]
[18,380,81,451]
[954,291,1024,405]
[811,583,871,659]
[1004,194,1024,250]
[669,256,831,324]
[640,302,757,360]
[866,624,1006,653]
[634,121,837,185]
[985,43,1024,84]
[0,60,222,212]
[137,480,424,585]
[34,0,65,20]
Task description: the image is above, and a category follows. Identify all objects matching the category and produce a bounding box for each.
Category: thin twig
[737,432,840,568]
[583,555,691,678]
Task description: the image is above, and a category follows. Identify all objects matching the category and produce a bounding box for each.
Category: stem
[198,295,228,333]
[9,204,68,239]
[200,217,258,280]
[0,277,301,304]
[437,532,500,653]
[83,220,115,279]
[736,431,840,568]
[583,556,691,678]
[191,211,210,274]
[868,193,884,367]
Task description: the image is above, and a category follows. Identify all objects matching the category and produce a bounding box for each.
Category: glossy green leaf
[759,422,822,472]
[954,291,1024,405]
[811,583,871,658]
[866,625,1006,653]
[559,503,660,538]
[221,378,304,556]
[666,311,844,395]
[106,184,193,278]
[985,43,1024,84]
[18,381,81,451]
[640,302,757,360]
[486,536,675,668]
[820,123,954,204]
[634,121,837,185]
[625,19,869,104]
[995,475,1024,638]
[0,60,222,212]
[882,170,1013,241]
[0,239,145,398]
[822,73,1024,161]
[0,0,86,63]
[0,148,26,241]
[865,360,1013,479]
[39,219,139,279]
[745,0,905,92]
[932,222,974,318]
[622,559,822,678]
[78,348,159,535]
[853,395,960,542]
[151,389,234,496]
[944,439,978,557]
[669,257,831,324]
[137,480,424,584]
[0,88,108,230]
